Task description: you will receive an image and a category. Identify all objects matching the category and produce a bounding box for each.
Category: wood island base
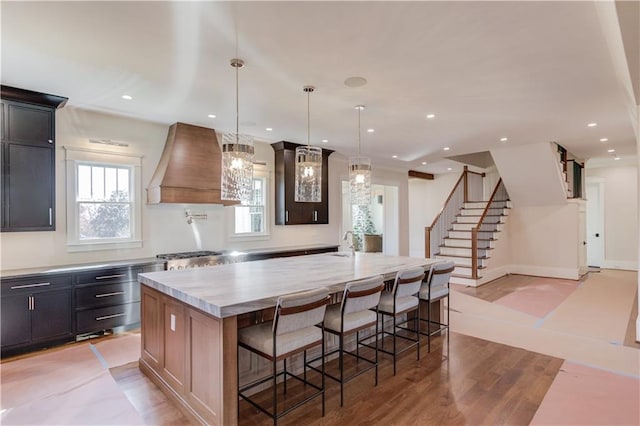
[139,285,238,426]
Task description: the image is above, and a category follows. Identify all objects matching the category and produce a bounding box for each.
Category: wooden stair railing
[470,178,509,278]
[425,166,485,259]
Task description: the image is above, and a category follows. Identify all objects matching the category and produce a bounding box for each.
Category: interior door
[586,181,604,267]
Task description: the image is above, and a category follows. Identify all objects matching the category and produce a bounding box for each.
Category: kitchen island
[138,252,440,425]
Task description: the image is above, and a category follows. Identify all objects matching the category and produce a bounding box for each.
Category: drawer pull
[95,291,125,298]
[11,282,51,289]
[95,274,126,280]
[95,313,126,321]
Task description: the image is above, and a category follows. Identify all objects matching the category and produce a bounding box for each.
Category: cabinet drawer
[76,281,140,309]
[1,275,71,295]
[76,302,140,333]
[76,267,142,286]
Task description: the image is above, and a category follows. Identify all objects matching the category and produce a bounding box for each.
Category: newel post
[463,166,469,203]
[425,227,431,258]
[471,227,478,279]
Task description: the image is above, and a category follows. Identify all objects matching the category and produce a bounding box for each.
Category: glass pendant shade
[295,145,322,202]
[221,132,254,203]
[349,156,371,205]
[295,85,322,203]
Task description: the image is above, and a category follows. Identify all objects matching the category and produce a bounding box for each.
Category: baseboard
[599,260,638,271]
[508,264,580,280]
[636,316,640,343]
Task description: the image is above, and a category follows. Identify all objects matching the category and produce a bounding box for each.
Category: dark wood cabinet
[271,141,333,225]
[74,264,163,336]
[0,274,74,356]
[0,85,67,232]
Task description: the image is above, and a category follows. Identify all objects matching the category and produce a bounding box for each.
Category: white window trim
[227,166,271,241]
[64,146,143,252]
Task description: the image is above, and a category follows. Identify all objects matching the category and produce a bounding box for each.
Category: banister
[471,178,508,279]
[428,170,466,230]
[476,178,503,227]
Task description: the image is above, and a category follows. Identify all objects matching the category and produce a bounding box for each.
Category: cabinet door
[283,148,311,224]
[31,288,73,342]
[4,143,54,231]
[0,293,31,347]
[6,102,53,146]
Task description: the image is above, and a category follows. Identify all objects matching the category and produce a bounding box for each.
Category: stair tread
[440,244,493,249]
[435,253,489,260]
[445,237,496,241]
[448,228,501,232]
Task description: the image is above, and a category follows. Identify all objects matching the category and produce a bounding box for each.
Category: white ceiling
[2,1,638,173]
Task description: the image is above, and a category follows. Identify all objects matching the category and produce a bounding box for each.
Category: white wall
[0,107,343,270]
[509,204,581,279]
[586,163,639,270]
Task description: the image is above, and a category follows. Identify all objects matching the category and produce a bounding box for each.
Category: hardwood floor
[109,332,563,425]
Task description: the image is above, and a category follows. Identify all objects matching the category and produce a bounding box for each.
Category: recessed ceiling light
[443,147,450,151]
[421,161,427,165]
[367,128,375,133]
[614,156,621,160]
[208,114,216,118]
[344,76,368,88]
[426,114,435,119]
[392,155,398,159]
[121,95,132,100]
[322,139,328,143]
[600,138,608,142]
[500,137,508,142]
[607,149,615,153]
[265,128,273,131]
[447,167,452,171]
[587,122,597,127]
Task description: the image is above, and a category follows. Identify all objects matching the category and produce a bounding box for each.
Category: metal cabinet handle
[285,210,289,223]
[47,139,53,144]
[95,274,126,280]
[95,313,126,321]
[49,208,52,226]
[95,291,125,298]
[28,296,33,310]
[31,296,35,310]
[11,282,51,289]
[314,210,318,221]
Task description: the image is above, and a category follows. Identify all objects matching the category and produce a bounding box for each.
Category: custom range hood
[147,122,237,205]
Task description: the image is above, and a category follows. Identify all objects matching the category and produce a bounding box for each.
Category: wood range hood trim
[146,122,238,205]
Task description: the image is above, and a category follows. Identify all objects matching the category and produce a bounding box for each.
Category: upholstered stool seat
[308,275,384,407]
[418,261,455,353]
[238,287,330,425]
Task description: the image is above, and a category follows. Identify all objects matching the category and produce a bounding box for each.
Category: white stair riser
[457,215,481,224]
[463,202,487,209]
[435,255,486,268]
[460,207,509,216]
[443,239,494,249]
[439,247,488,257]
[453,266,473,277]
[451,223,503,232]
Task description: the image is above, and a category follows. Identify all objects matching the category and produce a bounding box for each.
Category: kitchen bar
[138,252,440,425]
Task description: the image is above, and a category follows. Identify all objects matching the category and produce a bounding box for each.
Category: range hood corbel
[146,122,238,205]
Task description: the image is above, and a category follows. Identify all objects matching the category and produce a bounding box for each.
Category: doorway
[341,182,399,255]
[586,179,605,267]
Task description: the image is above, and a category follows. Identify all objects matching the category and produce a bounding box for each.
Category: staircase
[434,200,511,285]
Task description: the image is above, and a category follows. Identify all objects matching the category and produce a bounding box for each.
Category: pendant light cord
[358,107,361,155]
[235,62,239,143]
[307,90,310,148]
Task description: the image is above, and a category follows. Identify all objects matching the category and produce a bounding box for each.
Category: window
[65,147,142,252]
[229,167,269,239]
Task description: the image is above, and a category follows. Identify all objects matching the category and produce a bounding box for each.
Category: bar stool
[310,275,385,407]
[238,287,330,425]
[419,261,455,353]
[375,267,425,375]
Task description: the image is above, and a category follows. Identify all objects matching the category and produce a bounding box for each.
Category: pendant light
[221,58,254,203]
[349,105,372,206]
[294,86,322,203]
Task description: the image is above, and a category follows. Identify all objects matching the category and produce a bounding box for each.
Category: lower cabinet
[0,275,73,356]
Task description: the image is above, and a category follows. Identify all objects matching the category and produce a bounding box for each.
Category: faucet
[343,231,355,256]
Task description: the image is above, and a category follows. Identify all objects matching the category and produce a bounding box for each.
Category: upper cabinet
[1,86,67,232]
[271,141,333,225]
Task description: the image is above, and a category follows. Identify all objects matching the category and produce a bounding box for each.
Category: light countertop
[139,252,441,318]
